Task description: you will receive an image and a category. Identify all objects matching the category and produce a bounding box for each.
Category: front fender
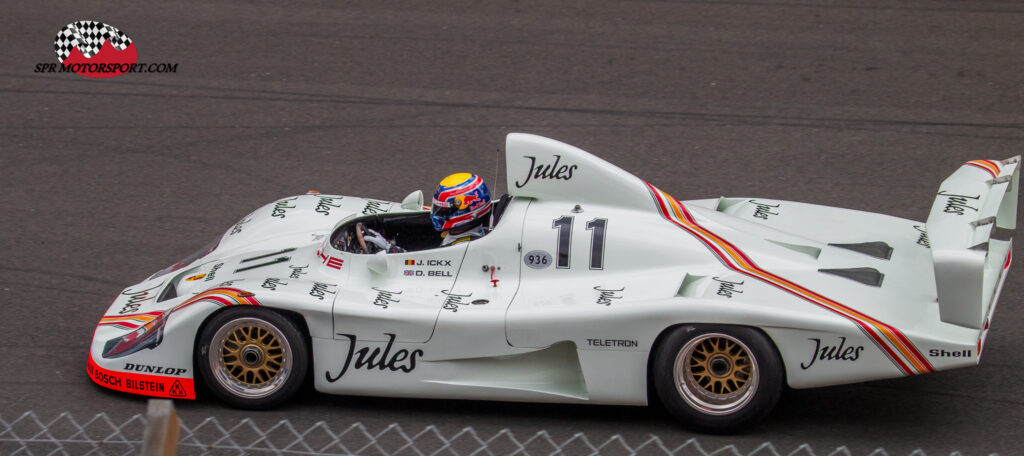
[89,279,335,399]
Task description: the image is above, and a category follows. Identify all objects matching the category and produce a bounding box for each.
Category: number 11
[552,216,607,270]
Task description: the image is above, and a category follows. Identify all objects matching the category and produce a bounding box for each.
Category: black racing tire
[652,325,783,433]
[196,308,308,409]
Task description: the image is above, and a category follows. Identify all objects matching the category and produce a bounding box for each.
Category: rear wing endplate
[927,157,1020,328]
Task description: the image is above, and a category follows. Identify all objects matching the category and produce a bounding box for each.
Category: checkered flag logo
[53,20,132,63]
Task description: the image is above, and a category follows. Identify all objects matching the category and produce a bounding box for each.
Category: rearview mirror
[367,251,389,275]
[401,190,424,210]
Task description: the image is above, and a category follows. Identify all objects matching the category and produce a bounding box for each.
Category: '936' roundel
[53,20,137,78]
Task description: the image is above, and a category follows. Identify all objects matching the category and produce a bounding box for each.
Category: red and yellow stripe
[965,159,1000,178]
[98,288,260,330]
[172,287,261,311]
[646,183,933,376]
[98,311,163,329]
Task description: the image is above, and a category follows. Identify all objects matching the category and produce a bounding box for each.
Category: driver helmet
[431,173,491,232]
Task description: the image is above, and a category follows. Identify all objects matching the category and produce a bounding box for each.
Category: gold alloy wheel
[690,336,751,394]
[673,333,759,416]
[209,317,293,399]
[222,324,283,386]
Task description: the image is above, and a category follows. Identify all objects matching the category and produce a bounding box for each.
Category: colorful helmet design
[431,173,491,231]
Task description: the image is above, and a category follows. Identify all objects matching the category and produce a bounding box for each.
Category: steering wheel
[354,222,370,254]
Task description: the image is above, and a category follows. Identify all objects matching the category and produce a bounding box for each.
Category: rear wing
[927,157,1020,328]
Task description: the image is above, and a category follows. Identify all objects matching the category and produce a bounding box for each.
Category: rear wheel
[196,308,308,409]
[653,325,783,432]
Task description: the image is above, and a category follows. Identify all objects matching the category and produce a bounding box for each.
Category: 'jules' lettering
[118,283,162,314]
[289,264,309,279]
[371,287,402,309]
[309,282,337,301]
[262,278,287,291]
[315,196,342,216]
[271,197,299,219]
[913,225,930,248]
[229,217,251,236]
[713,277,744,298]
[203,263,223,282]
[800,337,864,369]
[362,200,390,215]
[514,155,578,188]
[749,200,780,220]
[442,290,472,312]
[938,190,980,215]
[593,286,624,306]
[325,333,424,382]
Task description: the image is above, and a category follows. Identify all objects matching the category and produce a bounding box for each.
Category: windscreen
[148,237,220,280]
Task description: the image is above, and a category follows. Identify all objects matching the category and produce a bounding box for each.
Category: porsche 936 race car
[89,133,1019,430]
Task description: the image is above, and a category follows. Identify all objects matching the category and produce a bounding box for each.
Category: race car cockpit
[331,194,511,254]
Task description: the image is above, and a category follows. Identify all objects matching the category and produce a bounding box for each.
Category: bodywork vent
[828,242,893,260]
[817,267,885,287]
[677,274,706,297]
[715,197,746,213]
[766,239,821,259]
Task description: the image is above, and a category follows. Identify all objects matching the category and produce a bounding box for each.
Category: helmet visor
[431,203,455,218]
[430,203,454,231]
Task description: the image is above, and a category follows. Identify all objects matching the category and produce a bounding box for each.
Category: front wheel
[196,308,308,409]
[652,325,783,432]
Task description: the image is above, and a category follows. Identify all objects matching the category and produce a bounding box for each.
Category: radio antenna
[494,147,501,195]
[490,147,501,230]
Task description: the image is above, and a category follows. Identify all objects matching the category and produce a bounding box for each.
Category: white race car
[89,133,1019,431]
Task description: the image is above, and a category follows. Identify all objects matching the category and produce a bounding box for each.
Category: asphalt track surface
[3,1,1024,455]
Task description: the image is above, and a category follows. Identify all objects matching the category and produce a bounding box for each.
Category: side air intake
[828,242,893,260]
[817,267,885,287]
